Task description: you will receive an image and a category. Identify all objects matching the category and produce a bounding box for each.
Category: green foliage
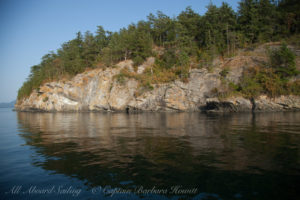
[203,2,237,55]
[278,0,300,35]
[155,48,177,69]
[133,56,144,67]
[269,43,298,79]
[238,65,297,98]
[220,68,230,77]
[147,11,175,46]
[115,73,126,85]
[233,44,299,98]
[134,80,154,97]
[198,49,214,68]
[238,0,279,43]
[43,97,49,102]
[240,76,263,98]
[177,51,190,67]
[113,69,130,85]
[287,80,300,95]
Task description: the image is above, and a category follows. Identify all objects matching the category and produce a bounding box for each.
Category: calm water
[0,108,300,200]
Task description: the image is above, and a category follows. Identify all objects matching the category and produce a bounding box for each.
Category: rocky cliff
[15,52,300,113]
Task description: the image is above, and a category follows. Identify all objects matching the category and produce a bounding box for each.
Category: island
[15,1,300,113]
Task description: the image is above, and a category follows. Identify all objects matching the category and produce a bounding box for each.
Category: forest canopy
[18,0,300,100]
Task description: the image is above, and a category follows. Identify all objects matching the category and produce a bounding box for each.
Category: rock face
[15,61,221,112]
[15,56,300,113]
[206,97,253,112]
[205,95,300,112]
[255,95,300,111]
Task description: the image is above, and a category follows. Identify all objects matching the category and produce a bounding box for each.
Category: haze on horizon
[0,0,239,103]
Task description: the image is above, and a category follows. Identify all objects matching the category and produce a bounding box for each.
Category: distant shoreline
[0,100,16,108]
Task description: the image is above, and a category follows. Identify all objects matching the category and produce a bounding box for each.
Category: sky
[0,0,240,102]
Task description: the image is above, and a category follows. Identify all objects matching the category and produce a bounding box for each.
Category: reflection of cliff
[17,112,204,188]
[17,112,300,196]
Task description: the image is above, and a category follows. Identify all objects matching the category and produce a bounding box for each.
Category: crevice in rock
[173,82,188,91]
[205,100,238,112]
[45,84,54,89]
[250,97,256,112]
[161,86,171,109]
[106,81,113,111]
[58,92,79,102]
[165,106,181,111]
[94,105,108,111]
[277,103,288,108]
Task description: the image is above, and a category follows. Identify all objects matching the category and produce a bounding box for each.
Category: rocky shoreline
[205,95,300,113]
[15,95,300,113]
[15,57,300,113]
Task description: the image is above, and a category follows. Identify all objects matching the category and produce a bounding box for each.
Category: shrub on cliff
[269,43,298,79]
[238,44,299,98]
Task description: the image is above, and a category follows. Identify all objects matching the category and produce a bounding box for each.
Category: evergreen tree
[278,0,300,34]
[238,0,260,43]
[269,43,298,78]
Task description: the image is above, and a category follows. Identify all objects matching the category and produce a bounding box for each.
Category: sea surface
[0,107,300,200]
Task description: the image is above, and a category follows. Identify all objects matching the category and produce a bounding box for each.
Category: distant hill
[0,100,16,108]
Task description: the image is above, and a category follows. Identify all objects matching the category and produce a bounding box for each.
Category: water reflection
[17,112,300,199]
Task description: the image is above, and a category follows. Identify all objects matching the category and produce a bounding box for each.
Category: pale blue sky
[0,0,239,102]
